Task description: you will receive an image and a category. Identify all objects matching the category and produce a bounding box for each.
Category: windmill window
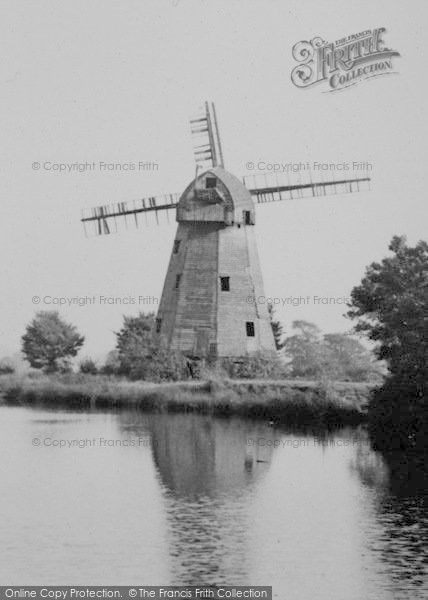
[156,318,162,333]
[205,177,217,189]
[175,274,181,289]
[246,321,255,337]
[173,240,181,254]
[220,276,230,291]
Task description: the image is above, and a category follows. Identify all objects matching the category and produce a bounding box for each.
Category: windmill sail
[190,101,224,170]
[81,102,371,237]
[81,172,371,236]
[244,171,371,203]
[81,193,179,237]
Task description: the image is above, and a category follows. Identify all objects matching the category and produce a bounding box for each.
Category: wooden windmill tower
[82,102,370,360]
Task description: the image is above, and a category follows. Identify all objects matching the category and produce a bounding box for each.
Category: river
[0,405,426,598]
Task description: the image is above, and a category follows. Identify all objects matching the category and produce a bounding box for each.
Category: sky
[0,0,426,361]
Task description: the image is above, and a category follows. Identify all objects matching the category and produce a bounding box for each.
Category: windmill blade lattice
[81,193,180,237]
[190,101,224,170]
[244,171,371,203]
[81,102,372,238]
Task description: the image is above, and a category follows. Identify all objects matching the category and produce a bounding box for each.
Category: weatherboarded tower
[155,167,276,359]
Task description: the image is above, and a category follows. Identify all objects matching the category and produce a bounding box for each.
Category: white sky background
[0,0,426,360]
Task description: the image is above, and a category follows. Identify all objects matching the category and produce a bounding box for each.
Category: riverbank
[0,373,373,424]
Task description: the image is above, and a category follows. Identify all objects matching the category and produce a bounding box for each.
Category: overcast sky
[1,0,426,360]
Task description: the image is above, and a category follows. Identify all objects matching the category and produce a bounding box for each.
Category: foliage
[79,358,98,375]
[116,312,155,375]
[100,350,121,375]
[128,347,187,382]
[0,358,15,375]
[347,236,427,390]
[21,311,84,373]
[219,351,285,379]
[115,312,186,382]
[282,321,326,379]
[282,320,382,382]
[267,303,285,349]
[0,372,368,425]
[347,236,428,451]
[368,379,427,452]
[323,333,384,382]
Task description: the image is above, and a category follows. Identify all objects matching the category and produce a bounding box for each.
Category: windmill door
[194,328,210,358]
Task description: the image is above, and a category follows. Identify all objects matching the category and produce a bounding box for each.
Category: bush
[56,358,74,374]
[79,358,98,375]
[219,351,285,379]
[126,348,187,382]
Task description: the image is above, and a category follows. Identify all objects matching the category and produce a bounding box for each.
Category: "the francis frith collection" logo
[291,28,400,92]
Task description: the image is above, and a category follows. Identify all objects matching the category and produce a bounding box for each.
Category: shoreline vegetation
[0,373,372,425]
[3,237,425,449]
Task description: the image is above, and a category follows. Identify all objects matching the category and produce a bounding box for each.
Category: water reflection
[120,413,428,596]
[0,404,426,597]
[119,412,274,583]
[350,439,428,597]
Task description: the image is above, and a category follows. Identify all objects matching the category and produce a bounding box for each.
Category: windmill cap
[177,167,254,224]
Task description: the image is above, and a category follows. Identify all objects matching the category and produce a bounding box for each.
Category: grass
[0,372,372,425]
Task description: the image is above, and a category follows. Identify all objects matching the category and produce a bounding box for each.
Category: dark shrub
[79,358,98,375]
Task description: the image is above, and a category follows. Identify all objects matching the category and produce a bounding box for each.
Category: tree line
[18,308,383,383]
[13,235,427,452]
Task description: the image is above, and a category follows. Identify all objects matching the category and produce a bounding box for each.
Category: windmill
[81,102,370,361]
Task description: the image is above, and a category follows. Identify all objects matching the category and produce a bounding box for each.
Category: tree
[115,312,185,381]
[323,333,384,382]
[115,312,155,376]
[348,236,427,390]
[347,236,428,450]
[282,320,327,379]
[100,350,121,375]
[282,321,382,381]
[267,303,285,349]
[22,311,84,373]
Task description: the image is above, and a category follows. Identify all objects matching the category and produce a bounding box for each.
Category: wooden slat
[249,177,371,203]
